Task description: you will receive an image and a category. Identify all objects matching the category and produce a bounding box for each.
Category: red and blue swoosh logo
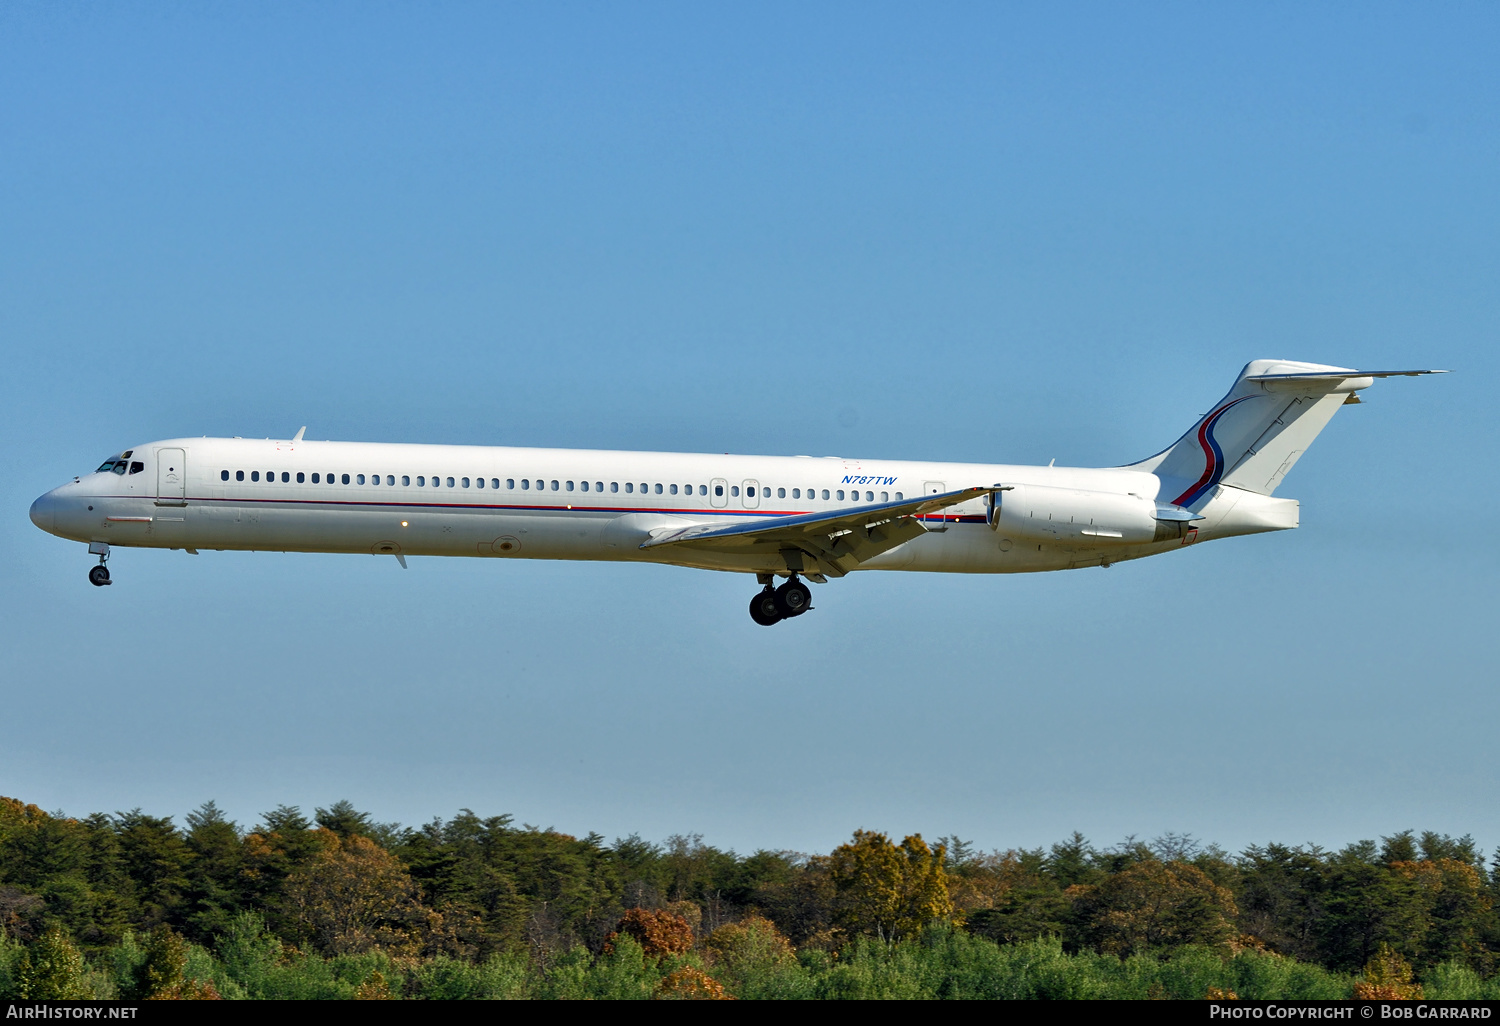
[1170,395,1261,507]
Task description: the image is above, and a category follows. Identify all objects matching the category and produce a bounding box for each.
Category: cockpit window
[96,460,117,473]
[129,462,144,474]
[111,462,128,475]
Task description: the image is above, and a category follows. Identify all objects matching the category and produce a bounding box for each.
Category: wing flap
[640,486,998,575]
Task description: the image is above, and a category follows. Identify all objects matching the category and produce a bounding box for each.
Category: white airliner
[31,360,1440,625]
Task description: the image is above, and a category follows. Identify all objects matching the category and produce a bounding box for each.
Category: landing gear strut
[748,574,813,626]
[88,542,112,587]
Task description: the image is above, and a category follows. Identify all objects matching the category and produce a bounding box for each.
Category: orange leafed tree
[604,907,694,957]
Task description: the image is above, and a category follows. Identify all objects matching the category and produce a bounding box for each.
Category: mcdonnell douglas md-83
[31,360,1441,625]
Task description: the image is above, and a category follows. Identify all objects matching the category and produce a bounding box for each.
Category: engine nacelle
[987,484,1195,545]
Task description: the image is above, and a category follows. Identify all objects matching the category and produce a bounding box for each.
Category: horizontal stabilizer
[1245,369,1446,382]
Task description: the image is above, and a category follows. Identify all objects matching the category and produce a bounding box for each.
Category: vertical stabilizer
[1128,361,1441,507]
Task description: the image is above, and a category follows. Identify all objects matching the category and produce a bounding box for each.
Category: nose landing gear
[88,542,111,587]
[748,574,814,626]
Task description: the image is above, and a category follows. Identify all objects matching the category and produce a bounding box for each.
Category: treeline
[1,796,1497,999]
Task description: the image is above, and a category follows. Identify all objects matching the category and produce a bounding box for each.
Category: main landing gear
[748,574,813,626]
[88,542,112,587]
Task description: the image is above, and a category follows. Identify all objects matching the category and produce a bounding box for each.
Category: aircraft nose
[29,491,56,533]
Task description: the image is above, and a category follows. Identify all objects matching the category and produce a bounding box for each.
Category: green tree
[121,926,220,1000]
[962,849,1071,945]
[181,802,245,942]
[14,928,88,999]
[1319,842,1428,970]
[113,811,192,929]
[1237,843,1329,960]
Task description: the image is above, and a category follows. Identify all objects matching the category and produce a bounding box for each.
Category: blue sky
[3,2,1496,859]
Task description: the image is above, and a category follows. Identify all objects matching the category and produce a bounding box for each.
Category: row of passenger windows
[218,468,902,503]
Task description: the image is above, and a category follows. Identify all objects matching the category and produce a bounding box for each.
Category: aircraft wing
[640,486,998,578]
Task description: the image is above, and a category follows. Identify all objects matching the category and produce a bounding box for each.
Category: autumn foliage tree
[828,831,955,941]
[1354,943,1424,1000]
[1073,859,1239,955]
[282,831,435,955]
[604,907,693,957]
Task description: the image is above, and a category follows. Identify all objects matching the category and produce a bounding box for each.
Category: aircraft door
[742,479,760,509]
[924,480,947,524]
[157,448,187,503]
[710,478,728,508]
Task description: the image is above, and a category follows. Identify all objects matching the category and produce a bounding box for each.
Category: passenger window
[881,491,888,501]
[342,474,350,484]
[221,470,229,481]
[129,462,143,474]
[278,472,286,483]
[550,480,558,491]
[491,479,500,489]
[580,481,589,492]
[895,491,903,500]
[476,477,484,488]
[506,479,514,489]
[566,481,574,491]
[402,476,410,486]
[597,482,603,492]
[611,482,619,493]
[311,473,318,483]
[462,477,471,488]
[715,484,724,497]
[865,491,873,501]
[777,487,785,498]
[520,479,529,490]
[669,484,677,495]
[625,483,633,493]
[357,474,366,485]
[297,472,305,483]
[237,471,245,481]
[252,471,260,482]
[792,488,800,498]
[730,485,739,496]
[763,487,771,498]
[639,483,647,494]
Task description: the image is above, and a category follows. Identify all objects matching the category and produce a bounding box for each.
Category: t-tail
[1128,360,1445,530]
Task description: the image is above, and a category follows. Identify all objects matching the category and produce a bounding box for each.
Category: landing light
[400,521,408,527]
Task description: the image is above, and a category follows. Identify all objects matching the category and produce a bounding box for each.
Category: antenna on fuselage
[292,426,306,443]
